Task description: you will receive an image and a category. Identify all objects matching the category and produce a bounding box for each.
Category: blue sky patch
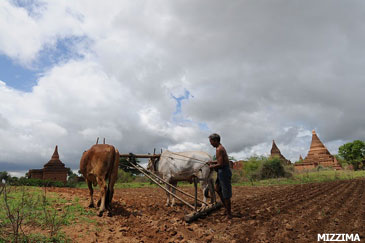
[35,36,87,69]
[0,55,38,92]
[170,89,209,131]
[0,36,87,92]
[171,89,191,115]
[11,0,46,18]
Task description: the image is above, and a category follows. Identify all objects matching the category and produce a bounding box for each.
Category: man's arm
[209,148,224,169]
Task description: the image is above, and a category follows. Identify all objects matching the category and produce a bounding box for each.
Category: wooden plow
[119,153,222,222]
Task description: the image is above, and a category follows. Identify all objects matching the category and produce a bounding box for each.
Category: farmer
[208,133,233,219]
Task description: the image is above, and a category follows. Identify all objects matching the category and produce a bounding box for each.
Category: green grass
[234,170,365,187]
[74,170,365,189]
[0,186,94,242]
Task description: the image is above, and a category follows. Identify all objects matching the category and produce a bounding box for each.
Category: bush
[7,177,76,188]
[117,169,135,183]
[259,157,286,179]
[231,170,243,183]
[133,175,150,183]
[242,156,266,180]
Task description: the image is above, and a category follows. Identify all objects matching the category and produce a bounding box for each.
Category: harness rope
[165,151,210,164]
[153,152,211,177]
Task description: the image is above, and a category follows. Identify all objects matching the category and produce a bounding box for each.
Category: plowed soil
[48,179,365,242]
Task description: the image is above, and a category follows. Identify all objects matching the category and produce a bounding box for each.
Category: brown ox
[80,144,119,216]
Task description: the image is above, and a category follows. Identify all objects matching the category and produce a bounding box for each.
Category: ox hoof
[107,211,112,217]
[88,203,95,208]
[97,211,104,217]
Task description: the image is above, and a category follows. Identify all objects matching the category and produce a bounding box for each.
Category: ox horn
[96,137,99,145]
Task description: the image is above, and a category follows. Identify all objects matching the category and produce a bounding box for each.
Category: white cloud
[0,0,83,66]
[1,0,365,172]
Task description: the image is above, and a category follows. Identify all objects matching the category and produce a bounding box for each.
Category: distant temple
[270,140,291,165]
[295,130,342,171]
[28,146,69,183]
[232,160,246,170]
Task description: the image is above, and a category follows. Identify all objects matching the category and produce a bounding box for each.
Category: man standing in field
[208,133,233,219]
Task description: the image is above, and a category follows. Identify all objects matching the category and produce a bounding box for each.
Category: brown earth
[47,179,365,243]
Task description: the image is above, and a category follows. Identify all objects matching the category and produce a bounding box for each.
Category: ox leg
[171,181,177,207]
[97,198,101,207]
[165,184,171,207]
[106,167,118,213]
[96,177,107,217]
[200,180,209,204]
[87,180,95,208]
[194,177,198,211]
[209,178,216,204]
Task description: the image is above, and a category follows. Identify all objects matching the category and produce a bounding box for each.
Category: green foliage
[117,169,135,183]
[119,157,141,175]
[259,157,287,179]
[235,170,365,186]
[231,170,243,183]
[242,156,266,180]
[335,154,349,168]
[239,156,292,181]
[0,173,78,188]
[338,140,365,170]
[0,171,10,183]
[0,185,89,242]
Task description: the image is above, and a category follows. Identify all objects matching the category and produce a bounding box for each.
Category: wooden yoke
[119,153,161,159]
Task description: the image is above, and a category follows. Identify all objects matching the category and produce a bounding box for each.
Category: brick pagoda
[295,130,342,171]
[28,146,68,183]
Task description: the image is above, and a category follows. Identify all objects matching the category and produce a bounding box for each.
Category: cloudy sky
[1,0,365,175]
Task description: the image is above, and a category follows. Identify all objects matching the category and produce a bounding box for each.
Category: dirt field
[48,178,365,242]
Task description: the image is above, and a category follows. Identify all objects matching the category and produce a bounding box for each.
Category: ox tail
[105,147,118,209]
[105,147,115,208]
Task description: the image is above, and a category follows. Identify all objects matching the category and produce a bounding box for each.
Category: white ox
[147,150,212,207]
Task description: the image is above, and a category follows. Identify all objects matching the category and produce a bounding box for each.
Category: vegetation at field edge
[0,184,95,242]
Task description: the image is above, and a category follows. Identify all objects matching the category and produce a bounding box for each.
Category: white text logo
[317,234,360,242]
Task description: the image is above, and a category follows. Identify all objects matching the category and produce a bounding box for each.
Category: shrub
[259,157,286,179]
[117,169,135,183]
[242,156,265,180]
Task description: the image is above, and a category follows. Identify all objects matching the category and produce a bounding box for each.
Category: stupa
[295,130,342,171]
[270,140,291,165]
[28,146,69,183]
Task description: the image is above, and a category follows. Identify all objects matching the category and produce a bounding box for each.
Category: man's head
[209,133,221,147]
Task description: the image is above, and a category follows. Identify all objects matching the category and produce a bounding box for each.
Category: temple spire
[52,145,59,160]
[270,140,291,165]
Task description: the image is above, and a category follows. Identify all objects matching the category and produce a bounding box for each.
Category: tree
[0,171,10,183]
[119,157,141,175]
[338,140,365,170]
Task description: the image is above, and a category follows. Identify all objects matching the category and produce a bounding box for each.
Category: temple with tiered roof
[270,140,291,165]
[295,130,342,171]
[28,146,69,183]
